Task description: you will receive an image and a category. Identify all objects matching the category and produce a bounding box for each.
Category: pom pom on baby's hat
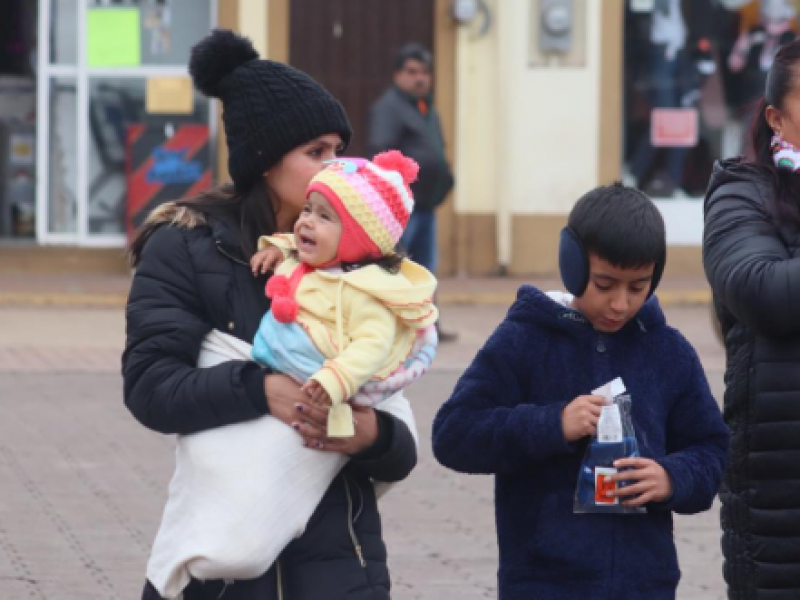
[189,29,259,98]
[373,150,419,185]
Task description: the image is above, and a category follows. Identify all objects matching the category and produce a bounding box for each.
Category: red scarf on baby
[265,262,315,323]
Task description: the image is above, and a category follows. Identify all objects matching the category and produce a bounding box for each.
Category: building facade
[2,0,792,278]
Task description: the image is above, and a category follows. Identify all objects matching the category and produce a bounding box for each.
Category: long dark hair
[749,39,800,225]
[128,181,279,267]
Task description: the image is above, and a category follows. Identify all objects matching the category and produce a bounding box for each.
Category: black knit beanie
[189,29,352,191]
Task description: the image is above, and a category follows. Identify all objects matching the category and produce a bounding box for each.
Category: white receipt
[593,377,626,444]
[597,404,623,443]
[592,377,626,399]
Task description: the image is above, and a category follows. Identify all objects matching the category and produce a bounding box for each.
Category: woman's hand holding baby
[266,376,377,454]
[302,404,379,456]
[264,374,312,426]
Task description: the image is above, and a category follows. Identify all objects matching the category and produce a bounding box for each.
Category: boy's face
[571,254,655,333]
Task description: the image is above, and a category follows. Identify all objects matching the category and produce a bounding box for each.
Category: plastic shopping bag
[573,378,645,515]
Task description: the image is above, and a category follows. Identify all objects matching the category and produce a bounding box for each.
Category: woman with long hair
[125,29,417,600]
[704,37,800,600]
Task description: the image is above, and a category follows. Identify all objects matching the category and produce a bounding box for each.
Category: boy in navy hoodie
[432,183,729,600]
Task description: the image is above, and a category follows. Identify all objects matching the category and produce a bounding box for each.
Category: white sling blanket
[146,330,419,599]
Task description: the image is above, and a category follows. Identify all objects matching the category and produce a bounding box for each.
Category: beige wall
[503,1,602,216]
[216,2,703,278]
[455,1,604,217]
[452,1,702,276]
[453,0,501,216]
[454,0,606,274]
[216,0,289,183]
[238,0,267,55]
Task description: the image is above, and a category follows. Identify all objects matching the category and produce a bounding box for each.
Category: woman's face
[265,133,344,231]
[767,85,800,147]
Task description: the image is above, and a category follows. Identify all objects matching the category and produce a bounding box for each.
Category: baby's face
[570,254,655,333]
[294,192,342,267]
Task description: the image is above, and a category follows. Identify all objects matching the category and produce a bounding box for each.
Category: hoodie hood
[507,285,666,336]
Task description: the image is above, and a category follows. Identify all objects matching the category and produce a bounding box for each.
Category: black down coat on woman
[704,158,800,600]
[124,204,417,600]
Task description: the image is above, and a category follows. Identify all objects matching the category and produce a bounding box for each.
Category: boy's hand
[250,246,284,276]
[561,395,607,442]
[301,379,332,408]
[607,457,673,506]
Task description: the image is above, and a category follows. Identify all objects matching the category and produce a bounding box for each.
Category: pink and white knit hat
[307,150,418,263]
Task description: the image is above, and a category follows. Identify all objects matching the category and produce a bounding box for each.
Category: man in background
[368,42,456,341]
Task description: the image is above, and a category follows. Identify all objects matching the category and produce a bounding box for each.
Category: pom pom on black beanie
[189,29,352,191]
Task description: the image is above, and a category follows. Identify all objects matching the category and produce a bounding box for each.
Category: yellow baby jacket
[259,234,438,435]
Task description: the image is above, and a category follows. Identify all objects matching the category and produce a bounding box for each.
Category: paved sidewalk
[0,271,713,308]
[0,304,728,599]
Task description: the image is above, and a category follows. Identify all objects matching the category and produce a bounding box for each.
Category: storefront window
[87,77,209,234]
[50,0,79,64]
[624,0,800,199]
[34,0,217,243]
[0,0,36,238]
[85,0,212,67]
[48,77,78,234]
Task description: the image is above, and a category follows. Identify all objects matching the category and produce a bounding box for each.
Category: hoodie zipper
[344,477,367,568]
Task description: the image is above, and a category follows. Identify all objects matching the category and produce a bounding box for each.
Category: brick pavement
[0,271,713,308]
[0,304,728,599]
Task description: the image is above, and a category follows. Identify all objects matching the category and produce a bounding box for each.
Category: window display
[624,0,800,198]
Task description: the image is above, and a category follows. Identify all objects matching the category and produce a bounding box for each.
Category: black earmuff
[559,227,590,297]
[558,227,665,299]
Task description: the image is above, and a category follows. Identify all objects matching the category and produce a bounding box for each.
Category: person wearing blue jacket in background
[432,183,729,600]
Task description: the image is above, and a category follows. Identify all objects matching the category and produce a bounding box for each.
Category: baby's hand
[301,379,332,408]
[250,246,284,276]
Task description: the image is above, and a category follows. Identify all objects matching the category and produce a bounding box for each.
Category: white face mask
[772,135,800,171]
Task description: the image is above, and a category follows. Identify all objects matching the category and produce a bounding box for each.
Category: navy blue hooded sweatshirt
[432,286,729,600]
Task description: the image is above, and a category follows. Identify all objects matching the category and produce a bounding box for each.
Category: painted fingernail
[296,404,304,412]
[292,423,300,431]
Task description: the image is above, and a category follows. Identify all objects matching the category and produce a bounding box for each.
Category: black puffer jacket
[123,204,417,600]
[703,159,800,600]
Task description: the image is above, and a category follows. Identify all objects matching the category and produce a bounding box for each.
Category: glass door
[37,0,217,246]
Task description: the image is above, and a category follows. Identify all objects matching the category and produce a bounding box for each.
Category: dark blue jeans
[399,209,437,274]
